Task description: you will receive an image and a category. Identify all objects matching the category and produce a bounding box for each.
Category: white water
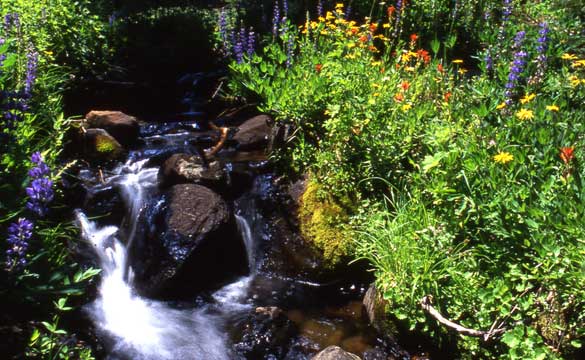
[76,160,255,360]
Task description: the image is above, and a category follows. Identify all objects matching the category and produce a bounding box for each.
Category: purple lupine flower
[285,33,294,68]
[24,50,38,96]
[272,0,281,37]
[282,0,289,19]
[233,27,245,63]
[536,22,549,62]
[25,152,53,217]
[247,28,255,56]
[219,8,229,52]
[317,0,323,17]
[393,0,404,38]
[502,0,512,23]
[26,178,54,217]
[485,52,493,72]
[504,31,528,103]
[5,218,33,270]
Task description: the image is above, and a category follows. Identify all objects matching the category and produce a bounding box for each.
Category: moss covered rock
[298,179,353,268]
[83,128,125,160]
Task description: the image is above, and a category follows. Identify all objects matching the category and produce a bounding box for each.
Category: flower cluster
[505,31,528,104]
[531,22,550,83]
[5,218,33,271]
[25,152,54,217]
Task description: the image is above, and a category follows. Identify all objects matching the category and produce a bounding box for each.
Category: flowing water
[74,115,408,359]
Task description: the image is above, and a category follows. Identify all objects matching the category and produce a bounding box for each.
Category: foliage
[223,0,585,358]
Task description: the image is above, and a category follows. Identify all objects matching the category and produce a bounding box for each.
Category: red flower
[401,81,410,91]
[369,23,378,33]
[387,6,396,17]
[394,93,404,102]
[437,63,444,73]
[560,147,575,164]
[359,35,368,43]
[444,92,452,102]
[417,49,430,64]
[315,64,323,73]
[410,33,419,42]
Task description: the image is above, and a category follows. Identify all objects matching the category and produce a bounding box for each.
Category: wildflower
[24,50,38,96]
[546,105,559,112]
[25,152,53,217]
[437,63,444,73]
[502,0,512,23]
[5,218,33,271]
[387,6,396,17]
[516,108,534,120]
[247,28,256,56]
[416,49,430,64]
[496,102,507,110]
[410,33,418,42]
[493,151,513,164]
[335,3,344,9]
[519,93,536,104]
[218,8,229,52]
[452,59,464,64]
[315,63,323,73]
[561,53,578,60]
[402,104,412,111]
[359,35,368,43]
[317,0,323,17]
[560,146,575,164]
[400,81,410,91]
[272,0,281,37]
[505,31,528,102]
[572,60,585,68]
[285,33,294,68]
[444,92,452,102]
[394,93,404,102]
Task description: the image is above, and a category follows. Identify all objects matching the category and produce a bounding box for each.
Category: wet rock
[159,153,226,188]
[312,346,362,360]
[232,114,272,151]
[132,184,247,298]
[363,284,398,340]
[234,306,297,359]
[82,128,125,160]
[84,110,140,146]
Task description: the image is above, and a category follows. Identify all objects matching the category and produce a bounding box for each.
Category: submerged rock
[232,114,272,151]
[82,128,125,161]
[132,183,248,297]
[159,153,225,188]
[84,110,140,146]
[312,346,362,360]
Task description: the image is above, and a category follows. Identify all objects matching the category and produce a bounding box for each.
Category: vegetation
[222,0,585,358]
[0,0,111,358]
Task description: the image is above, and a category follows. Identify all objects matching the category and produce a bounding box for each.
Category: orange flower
[560,147,575,164]
[401,81,410,91]
[444,92,452,102]
[394,93,404,102]
[437,63,444,73]
[417,49,430,64]
[350,27,359,35]
[315,64,323,73]
[410,33,419,42]
[387,6,396,16]
[359,35,368,43]
[369,23,378,33]
[368,45,378,52]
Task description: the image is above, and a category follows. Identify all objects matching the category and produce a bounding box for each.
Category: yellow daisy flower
[519,93,536,104]
[496,102,507,110]
[546,105,559,112]
[493,151,514,164]
[561,53,578,60]
[452,59,464,64]
[516,108,534,120]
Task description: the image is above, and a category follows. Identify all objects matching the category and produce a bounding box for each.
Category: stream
[71,77,409,360]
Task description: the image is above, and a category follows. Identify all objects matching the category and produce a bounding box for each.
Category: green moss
[95,135,119,154]
[298,179,353,267]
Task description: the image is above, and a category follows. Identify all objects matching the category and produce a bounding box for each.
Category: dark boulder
[159,153,225,188]
[132,184,248,298]
[312,346,362,360]
[84,110,140,146]
[232,114,272,151]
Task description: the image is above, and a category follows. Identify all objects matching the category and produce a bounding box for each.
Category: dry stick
[205,126,228,158]
[420,296,505,341]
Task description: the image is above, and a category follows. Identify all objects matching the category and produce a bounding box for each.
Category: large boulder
[159,153,225,188]
[312,346,361,360]
[232,114,272,151]
[84,110,140,146]
[131,184,248,297]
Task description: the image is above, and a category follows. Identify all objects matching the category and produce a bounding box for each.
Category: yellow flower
[519,93,536,104]
[457,68,468,75]
[318,16,325,22]
[569,75,581,87]
[546,105,559,112]
[452,59,464,64]
[516,108,534,120]
[402,104,412,111]
[496,102,507,110]
[573,60,585,68]
[561,53,578,60]
[335,3,344,8]
[383,23,390,28]
[493,151,514,164]
[326,11,335,20]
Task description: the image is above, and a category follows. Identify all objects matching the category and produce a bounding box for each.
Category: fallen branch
[420,295,505,341]
[204,125,228,158]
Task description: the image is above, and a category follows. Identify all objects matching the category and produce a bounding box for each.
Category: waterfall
[235,214,255,271]
[76,161,234,360]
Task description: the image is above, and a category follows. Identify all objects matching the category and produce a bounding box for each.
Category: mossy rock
[83,128,125,161]
[298,179,353,268]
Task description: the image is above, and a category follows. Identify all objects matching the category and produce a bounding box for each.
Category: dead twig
[205,126,228,158]
[420,296,506,341]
